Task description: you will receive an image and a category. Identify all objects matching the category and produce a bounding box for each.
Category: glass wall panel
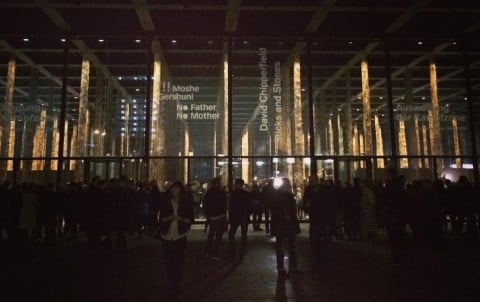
[147,37,225,187]
[1,35,479,189]
[150,37,224,158]
[64,36,148,182]
[435,43,473,181]
[232,38,310,186]
[149,157,226,187]
[0,37,64,184]
[312,38,389,183]
[390,38,474,182]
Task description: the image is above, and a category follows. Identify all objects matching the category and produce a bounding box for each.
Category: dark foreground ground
[2,224,480,302]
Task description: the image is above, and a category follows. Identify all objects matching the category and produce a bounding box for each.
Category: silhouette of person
[158,181,194,300]
[228,178,253,261]
[202,177,228,259]
[266,177,301,275]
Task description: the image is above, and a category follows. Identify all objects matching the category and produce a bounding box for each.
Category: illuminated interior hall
[0,0,479,189]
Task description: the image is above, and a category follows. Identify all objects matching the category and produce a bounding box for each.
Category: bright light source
[273,177,283,189]
[449,163,473,169]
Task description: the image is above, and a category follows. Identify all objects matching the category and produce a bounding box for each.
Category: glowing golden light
[374,114,384,168]
[398,116,408,168]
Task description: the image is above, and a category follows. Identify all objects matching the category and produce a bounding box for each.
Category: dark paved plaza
[2,224,480,302]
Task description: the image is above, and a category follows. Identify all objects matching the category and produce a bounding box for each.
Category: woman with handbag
[158,181,194,300]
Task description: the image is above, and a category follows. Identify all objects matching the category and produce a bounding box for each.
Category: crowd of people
[1,169,479,299]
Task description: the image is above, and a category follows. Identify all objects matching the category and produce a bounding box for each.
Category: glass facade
[0,35,479,189]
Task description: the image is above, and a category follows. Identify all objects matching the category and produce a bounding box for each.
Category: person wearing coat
[158,181,194,300]
[202,176,228,259]
[266,177,301,276]
[227,178,253,261]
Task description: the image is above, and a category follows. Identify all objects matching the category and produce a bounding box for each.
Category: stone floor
[2,224,480,302]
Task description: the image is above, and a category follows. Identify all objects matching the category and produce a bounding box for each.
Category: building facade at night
[0,1,479,189]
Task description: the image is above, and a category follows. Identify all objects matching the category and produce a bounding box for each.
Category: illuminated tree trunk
[32,108,47,170]
[281,66,293,179]
[361,58,373,155]
[359,132,365,168]
[0,58,16,181]
[293,54,305,187]
[337,111,344,155]
[452,116,461,168]
[150,51,166,183]
[398,116,408,168]
[242,129,249,184]
[414,115,422,168]
[422,123,430,168]
[328,117,334,155]
[429,56,443,173]
[64,120,69,157]
[221,56,229,186]
[74,58,90,182]
[353,123,359,170]
[183,127,190,184]
[50,118,59,170]
[6,122,16,171]
[374,113,384,168]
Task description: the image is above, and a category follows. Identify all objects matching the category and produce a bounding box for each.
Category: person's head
[308,174,319,185]
[169,181,186,201]
[212,176,222,188]
[234,178,244,190]
[150,179,158,189]
[280,177,292,192]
